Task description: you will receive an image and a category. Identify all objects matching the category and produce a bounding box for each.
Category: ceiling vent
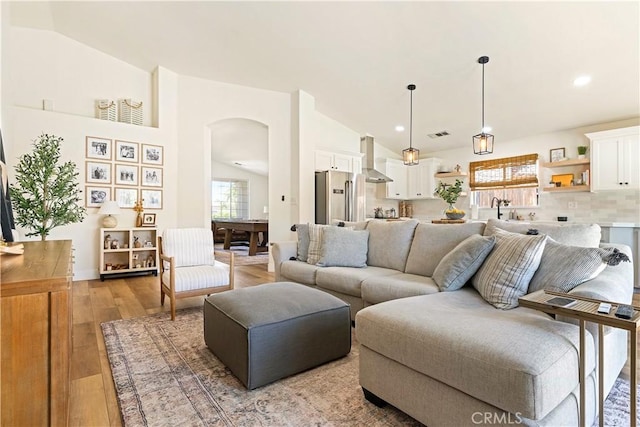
[428,130,450,139]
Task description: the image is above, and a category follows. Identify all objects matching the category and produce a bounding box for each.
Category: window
[212,179,249,219]
[469,154,539,208]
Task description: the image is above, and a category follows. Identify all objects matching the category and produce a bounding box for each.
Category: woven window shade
[469,154,539,190]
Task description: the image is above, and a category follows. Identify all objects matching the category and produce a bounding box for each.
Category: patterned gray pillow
[528,238,614,293]
[306,224,329,265]
[317,227,369,267]
[433,235,496,291]
[295,223,310,262]
[472,228,547,309]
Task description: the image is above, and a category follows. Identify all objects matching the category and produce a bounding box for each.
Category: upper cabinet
[315,150,362,174]
[377,158,441,200]
[587,126,640,191]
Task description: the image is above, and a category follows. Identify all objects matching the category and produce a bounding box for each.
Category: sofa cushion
[279,260,319,286]
[366,220,419,271]
[473,228,547,309]
[294,223,310,262]
[316,266,398,298]
[405,222,486,277]
[361,273,439,305]
[317,227,369,268]
[306,224,329,265]
[356,288,595,420]
[485,218,601,247]
[433,234,496,291]
[528,239,622,294]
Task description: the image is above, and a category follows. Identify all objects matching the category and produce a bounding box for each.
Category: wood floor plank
[69,374,111,427]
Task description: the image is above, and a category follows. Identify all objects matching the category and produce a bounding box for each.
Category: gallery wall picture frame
[550,147,566,162]
[86,186,111,208]
[141,189,163,210]
[142,213,156,227]
[115,140,139,163]
[141,166,163,187]
[141,144,163,165]
[86,161,112,184]
[115,187,138,208]
[86,136,112,160]
[114,163,139,186]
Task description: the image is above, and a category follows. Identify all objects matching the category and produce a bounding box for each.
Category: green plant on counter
[577,146,588,155]
[10,133,86,240]
[434,179,464,204]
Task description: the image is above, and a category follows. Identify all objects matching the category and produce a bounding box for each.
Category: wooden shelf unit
[100,227,158,280]
[541,158,590,168]
[543,184,591,193]
[434,171,468,178]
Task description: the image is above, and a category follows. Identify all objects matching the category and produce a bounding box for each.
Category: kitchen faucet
[490,197,509,219]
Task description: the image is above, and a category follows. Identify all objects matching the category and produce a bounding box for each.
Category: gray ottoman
[204,281,351,389]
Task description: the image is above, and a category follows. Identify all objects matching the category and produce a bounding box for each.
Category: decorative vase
[445,203,465,220]
[135,212,143,227]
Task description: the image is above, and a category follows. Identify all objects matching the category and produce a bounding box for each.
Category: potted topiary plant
[577,146,588,159]
[434,179,465,219]
[10,134,86,240]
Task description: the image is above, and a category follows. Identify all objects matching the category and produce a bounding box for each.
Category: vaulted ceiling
[10,1,640,159]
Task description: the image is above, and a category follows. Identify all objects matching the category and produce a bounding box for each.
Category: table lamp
[98,201,122,228]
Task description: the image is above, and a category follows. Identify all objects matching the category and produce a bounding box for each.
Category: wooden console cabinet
[1,240,73,426]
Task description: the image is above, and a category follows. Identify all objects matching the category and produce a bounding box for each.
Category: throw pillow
[528,238,630,293]
[433,235,496,291]
[316,227,369,267]
[472,228,547,309]
[306,223,329,265]
[294,223,310,262]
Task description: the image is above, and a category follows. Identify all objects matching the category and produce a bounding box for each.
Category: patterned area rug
[102,307,420,426]
[102,308,638,426]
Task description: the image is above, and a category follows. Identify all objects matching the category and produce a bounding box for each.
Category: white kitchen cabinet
[407,158,441,199]
[587,126,640,191]
[314,150,362,173]
[377,158,407,199]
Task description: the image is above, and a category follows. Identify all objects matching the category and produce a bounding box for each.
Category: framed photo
[115,164,139,186]
[86,161,112,184]
[115,140,139,163]
[141,189,163,210]
[115,187,138,208]
[141,166,163,187]
[86,186,111,208]
[86,136,112,160]
[142,213,157,227]
[141,144,163,165]
[550,147,565,162]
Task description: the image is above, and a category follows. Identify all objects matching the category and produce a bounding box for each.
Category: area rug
[102,307,420,426]
[102,308,638,427]
[214,248,269,266]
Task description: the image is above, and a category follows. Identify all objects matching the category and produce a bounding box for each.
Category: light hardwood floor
[69,270,640,426]
[69,264,274,427]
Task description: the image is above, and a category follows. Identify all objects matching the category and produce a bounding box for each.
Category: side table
[519,290,639,427]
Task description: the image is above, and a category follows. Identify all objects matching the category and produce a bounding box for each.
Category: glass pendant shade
[403,147,420,165]
[473,56,494,155]
[402,84,419,165]
[473,132,494,155]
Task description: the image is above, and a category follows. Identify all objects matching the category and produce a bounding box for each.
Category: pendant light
[402,84,419,165]
[473,56,494,155]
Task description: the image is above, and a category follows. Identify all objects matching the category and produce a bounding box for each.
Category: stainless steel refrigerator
[315,171,366,224]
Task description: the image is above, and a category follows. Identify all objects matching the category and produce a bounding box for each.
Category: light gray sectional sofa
[271,218,634,426]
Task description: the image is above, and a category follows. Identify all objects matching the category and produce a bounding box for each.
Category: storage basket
[96,99,117,121]
[118,98,143,125]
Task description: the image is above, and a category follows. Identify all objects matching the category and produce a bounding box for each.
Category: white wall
[4,27,177,280]
[211,161,269,220]
[176,75,292,246]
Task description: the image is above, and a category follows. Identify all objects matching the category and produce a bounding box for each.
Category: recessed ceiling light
[573,75,591,87]
[482,126,492,133]
[395,125,405,132]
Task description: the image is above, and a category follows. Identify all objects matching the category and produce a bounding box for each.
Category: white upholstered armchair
[158,228,234,320]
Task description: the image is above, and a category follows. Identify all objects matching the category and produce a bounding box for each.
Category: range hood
[360,136,393,183]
